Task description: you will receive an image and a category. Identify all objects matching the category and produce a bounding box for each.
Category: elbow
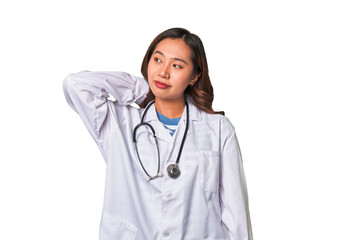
[62,72,82,112]
[63,70,89,94]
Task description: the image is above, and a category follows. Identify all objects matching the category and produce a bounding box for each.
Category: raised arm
[63,71,149,145]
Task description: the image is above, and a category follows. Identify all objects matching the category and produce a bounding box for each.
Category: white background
[0,0,359,239]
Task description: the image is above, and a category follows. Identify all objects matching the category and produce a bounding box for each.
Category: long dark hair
[140,28,224,115]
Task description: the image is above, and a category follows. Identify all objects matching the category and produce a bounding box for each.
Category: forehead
[153,38,192,60]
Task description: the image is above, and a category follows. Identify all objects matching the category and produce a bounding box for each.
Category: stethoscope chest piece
[167,164,181,179]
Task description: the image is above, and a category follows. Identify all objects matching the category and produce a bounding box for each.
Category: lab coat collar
[139,99,201,144]
[142,99,201,123]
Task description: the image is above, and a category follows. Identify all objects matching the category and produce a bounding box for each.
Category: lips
[154,81,170,89]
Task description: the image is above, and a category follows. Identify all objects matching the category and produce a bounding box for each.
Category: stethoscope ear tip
[157,172,163,177]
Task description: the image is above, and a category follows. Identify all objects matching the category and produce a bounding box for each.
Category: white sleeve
[219,118,253,240]
[63,70,149,145]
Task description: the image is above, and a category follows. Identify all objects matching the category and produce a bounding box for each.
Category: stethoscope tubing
[132,100,189,181]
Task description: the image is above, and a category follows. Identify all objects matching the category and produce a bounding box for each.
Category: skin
[147,38,199,118]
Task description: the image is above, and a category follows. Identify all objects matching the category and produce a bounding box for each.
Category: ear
[190,73,201,86]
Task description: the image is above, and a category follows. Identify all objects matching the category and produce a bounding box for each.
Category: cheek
[177,72,193,85]
[147,60,158,75]
[147,63,153,77]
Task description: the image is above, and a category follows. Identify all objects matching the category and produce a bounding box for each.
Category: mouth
[154,81,170,89]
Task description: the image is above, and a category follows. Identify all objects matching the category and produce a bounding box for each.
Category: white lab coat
[63,71,253,240]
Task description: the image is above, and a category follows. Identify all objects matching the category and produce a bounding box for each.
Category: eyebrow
[154,50,188,65]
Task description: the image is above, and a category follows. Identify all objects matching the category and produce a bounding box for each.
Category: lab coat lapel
[173,101,201,146]
[141,103,172,143]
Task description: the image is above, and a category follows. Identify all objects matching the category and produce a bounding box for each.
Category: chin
[150,88,163,98]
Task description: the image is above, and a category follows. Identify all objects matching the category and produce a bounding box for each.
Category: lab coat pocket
[100,210,137,240]
[198,151,220,193]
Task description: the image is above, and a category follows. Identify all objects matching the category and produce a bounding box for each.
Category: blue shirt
[156,111,180,136]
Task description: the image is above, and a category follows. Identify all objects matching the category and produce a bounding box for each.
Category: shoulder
[198,109,235,136]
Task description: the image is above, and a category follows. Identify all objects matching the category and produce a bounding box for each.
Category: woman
[63,28,252,240]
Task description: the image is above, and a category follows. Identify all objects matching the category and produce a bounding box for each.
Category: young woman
[63,28,252,240]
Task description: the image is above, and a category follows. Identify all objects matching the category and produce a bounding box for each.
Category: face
[147,38,198,103]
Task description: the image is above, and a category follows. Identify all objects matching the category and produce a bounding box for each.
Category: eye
[154,57,161,63]
[173,64,183,69]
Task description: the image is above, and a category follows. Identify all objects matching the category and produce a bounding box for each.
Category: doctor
[63,28,252,240]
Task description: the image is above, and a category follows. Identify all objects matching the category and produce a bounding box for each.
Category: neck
[154,98,185,119]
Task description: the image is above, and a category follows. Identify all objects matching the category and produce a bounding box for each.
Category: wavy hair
[139,28,224,115]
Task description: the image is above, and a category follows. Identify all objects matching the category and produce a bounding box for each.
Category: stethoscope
[132,100,189,182]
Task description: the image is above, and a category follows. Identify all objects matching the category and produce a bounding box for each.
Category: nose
[158,63,170,79]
